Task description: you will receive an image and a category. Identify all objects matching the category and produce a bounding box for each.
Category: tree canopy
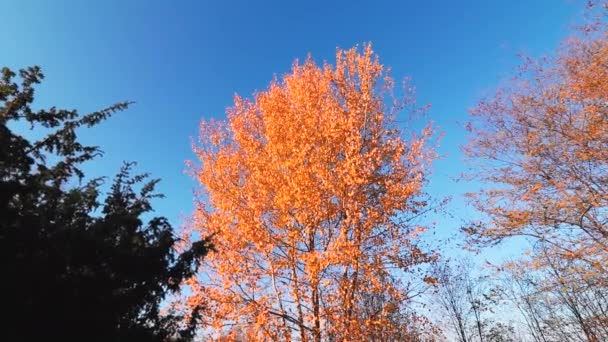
[0,66,212,341]
[184,44,438,341]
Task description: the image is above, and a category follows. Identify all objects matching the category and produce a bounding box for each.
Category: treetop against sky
[1,2,581,260]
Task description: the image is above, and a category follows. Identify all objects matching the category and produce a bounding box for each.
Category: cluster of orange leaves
[182,44,437,341]
[465,21,608,283]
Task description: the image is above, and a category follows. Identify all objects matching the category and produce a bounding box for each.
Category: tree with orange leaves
[464,5,608,287]
[185,44,437,341]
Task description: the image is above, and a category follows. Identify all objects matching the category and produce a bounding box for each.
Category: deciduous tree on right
[464,3,608,340]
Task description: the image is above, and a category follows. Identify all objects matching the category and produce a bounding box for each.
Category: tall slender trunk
[309,229,321,342]
[290,250,307,342]
[312,286,321,342]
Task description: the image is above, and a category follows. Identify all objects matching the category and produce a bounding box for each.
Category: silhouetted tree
[0,66,212,341]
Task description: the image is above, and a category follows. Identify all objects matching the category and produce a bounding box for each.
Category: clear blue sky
[1,0,583,255]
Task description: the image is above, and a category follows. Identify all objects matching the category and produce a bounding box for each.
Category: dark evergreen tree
[0,66,211,341]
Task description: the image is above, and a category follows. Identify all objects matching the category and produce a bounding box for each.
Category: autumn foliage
[464,10,608,288]
[6,1,608,341]
[185,45,437,341]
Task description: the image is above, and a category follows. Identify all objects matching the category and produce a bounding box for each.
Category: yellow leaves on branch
[186,44,437,341]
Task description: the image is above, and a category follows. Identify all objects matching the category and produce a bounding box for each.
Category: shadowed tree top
[0,66,212,341]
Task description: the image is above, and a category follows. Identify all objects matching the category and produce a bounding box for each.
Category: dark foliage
[0,66,211,341]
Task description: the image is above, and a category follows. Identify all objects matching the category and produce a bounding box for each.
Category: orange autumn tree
[185,44,437,341]
[464,9,608,284]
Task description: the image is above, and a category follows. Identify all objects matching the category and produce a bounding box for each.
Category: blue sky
[1,0,583,257]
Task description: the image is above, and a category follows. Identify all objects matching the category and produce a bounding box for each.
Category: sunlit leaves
[185,44,437,341]
[465,14,608,285]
